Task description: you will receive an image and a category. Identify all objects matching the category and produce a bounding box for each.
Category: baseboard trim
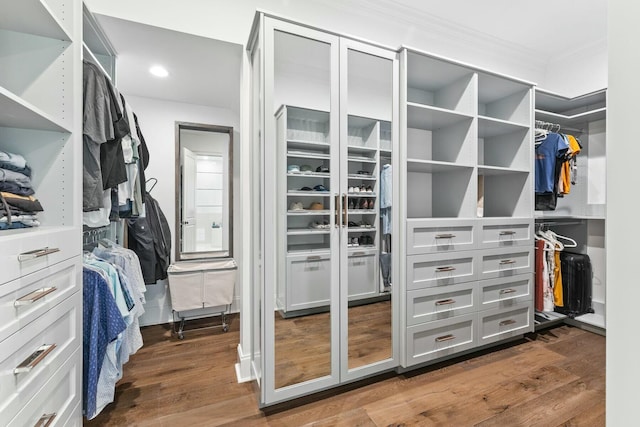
[235,343,255,383]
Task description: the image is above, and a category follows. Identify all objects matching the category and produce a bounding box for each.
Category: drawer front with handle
[0,227,79,286]
[478,274,533,311]
[347,249,379,301]
[407,219,476,255]
[477,300,533,345]
[0,258,79,340]
[0,293,80,422]
[479,219,532,249]
[407,282,476,325]
[407,252,476,290]
[479,247,532,280]
[405,313,476,366]
[286,253,331,311]
[7,348,80,427]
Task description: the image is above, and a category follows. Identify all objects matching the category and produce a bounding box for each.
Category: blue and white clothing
[535,133,569,193]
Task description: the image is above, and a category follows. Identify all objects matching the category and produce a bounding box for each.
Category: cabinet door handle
[435,233,456,239]
[435,298,456,306]
[34,413,57,427]
[499,288,516,294]
[14,287,58,306]
[435,266,456,272]
[499,259,516,265]
[499,231,516,236]
[435,334,455,343]
[14,344,56,374]
[352,251,365,256]
[306,256,322,261]
[334,194,340,228]
[18,247,60,262]
[499,319,517,326]
[342,193,348,227]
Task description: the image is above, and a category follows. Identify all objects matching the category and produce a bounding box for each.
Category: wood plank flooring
[85,316,605,426]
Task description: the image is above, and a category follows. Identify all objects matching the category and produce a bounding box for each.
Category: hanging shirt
[535,133,569,193]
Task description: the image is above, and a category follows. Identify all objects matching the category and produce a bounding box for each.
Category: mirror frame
[175,121,234,261]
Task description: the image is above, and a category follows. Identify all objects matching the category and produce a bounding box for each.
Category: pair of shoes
[365,186,373,193]
[357,170,370,176]
[359,221,372,228]
[289,202,304,211]
[309,221,330,229]
[357,199,374,210]
[314,184,328,192]
[316,165,329,173]
[361,235,374,245]
[348,186,360,193]
[347,237,360,247]
[348,221,359,228]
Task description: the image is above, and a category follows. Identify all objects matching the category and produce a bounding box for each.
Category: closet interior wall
[534,89,607,332]
[0,0,83,425]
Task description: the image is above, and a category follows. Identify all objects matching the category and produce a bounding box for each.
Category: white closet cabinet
[250,12,399,406]
[400,49,534,368]
[534,89,606,332]
[0,0,82,425]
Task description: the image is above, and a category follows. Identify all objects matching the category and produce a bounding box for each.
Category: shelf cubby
[406,52,476,115]
[0,0,72,41]
[407,112,475,165]
[478,119,530,170]
[407,166,475,219]
[478,172,531,218]
[478,72,531,126]
[285,106,330,144]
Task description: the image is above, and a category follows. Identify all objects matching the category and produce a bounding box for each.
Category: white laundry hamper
[167,258,237,339]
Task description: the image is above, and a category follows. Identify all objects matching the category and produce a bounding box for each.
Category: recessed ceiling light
[149,65,169,78]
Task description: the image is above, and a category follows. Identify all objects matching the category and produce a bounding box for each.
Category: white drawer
[407,219,476,255]
[286,252,331,311]
[0,226,80,286]
[478,247,532,280]
[478,274,533,312]
[477,300,533,346]
[347,249,379,301]
[406,313,476,366]
[407,282,476,325]
[7,347,81,427]
[407,252,476,290]
[0,293,81,423]
[479,218,532,249]
[0,258,80,340]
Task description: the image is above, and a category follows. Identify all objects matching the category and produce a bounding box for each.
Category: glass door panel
[341,43,396,376]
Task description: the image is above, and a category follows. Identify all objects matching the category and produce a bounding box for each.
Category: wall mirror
[176,122,233,260]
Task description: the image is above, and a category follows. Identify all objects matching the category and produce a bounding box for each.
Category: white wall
[607,0,639,423]
[126,95,240,326]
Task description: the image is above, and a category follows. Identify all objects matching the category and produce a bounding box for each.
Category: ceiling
[96,14,242,115]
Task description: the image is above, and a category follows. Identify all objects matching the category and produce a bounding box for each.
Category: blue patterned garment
[83,267,127,420]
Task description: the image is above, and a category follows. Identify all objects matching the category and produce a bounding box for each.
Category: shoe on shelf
[289,201,304,211]
[366,186,373,193]
[351,237,359,247]
[353,186,360,193]
[368,199,375,210]
[348,221,358,228]
[316,165,329,173]
[348,186,354,193]
[288,164,300,173]
[360,185,366,192]
[348,199,354,210]
[308,201,324,210]
[313,184,329,192]
[359,199,368,209]
[357,170,370,176]
[300,186,313,191]
[309,221,322,229]
[322,220,330,229]
[300,164,313,174]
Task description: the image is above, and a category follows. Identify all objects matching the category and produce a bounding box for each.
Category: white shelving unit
[534,89,607,333]
[400,48,534,369]
[0,0,82,424]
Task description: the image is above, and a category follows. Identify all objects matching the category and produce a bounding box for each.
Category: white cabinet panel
[407,219,476,254]
[285,252,331,311]
[407,251,476,290]
[347,249,379,301]
[478,274,532,312]
[407,282,476,325]
[406,313,476,366]
[477,300,532,346]
[478,247,532,280]
[479,218,532,249]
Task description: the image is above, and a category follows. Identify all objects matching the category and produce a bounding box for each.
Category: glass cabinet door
[339,39,398,380]
[262,18,340,405]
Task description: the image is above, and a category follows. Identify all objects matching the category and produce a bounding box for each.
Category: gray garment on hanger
[380,252,391,287]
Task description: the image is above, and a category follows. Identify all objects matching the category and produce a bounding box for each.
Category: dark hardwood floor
[85,315,605,426]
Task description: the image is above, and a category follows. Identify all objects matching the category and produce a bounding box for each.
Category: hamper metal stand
[172,304,231,340]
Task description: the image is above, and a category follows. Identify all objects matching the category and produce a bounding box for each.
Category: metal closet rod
[535,219,585,230]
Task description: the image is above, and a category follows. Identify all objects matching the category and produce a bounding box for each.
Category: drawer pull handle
[436,266,456,272]
[352,251,365,256]
[435,234,456,239]
[14,287,58,306]
[306,256,322,261]
[435,334,455,343]
[14,344,56,375]
[499,259,516,265]
[499,288,517,294]
[499,319,517,326]
[435,298,456,306]
[499,231,516,236]
[34,413,57,427]
[18,247,60,262]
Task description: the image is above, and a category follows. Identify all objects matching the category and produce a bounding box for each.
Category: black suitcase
[555,251,594,318]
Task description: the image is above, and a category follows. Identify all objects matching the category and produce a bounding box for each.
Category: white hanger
[548,230,577,248]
